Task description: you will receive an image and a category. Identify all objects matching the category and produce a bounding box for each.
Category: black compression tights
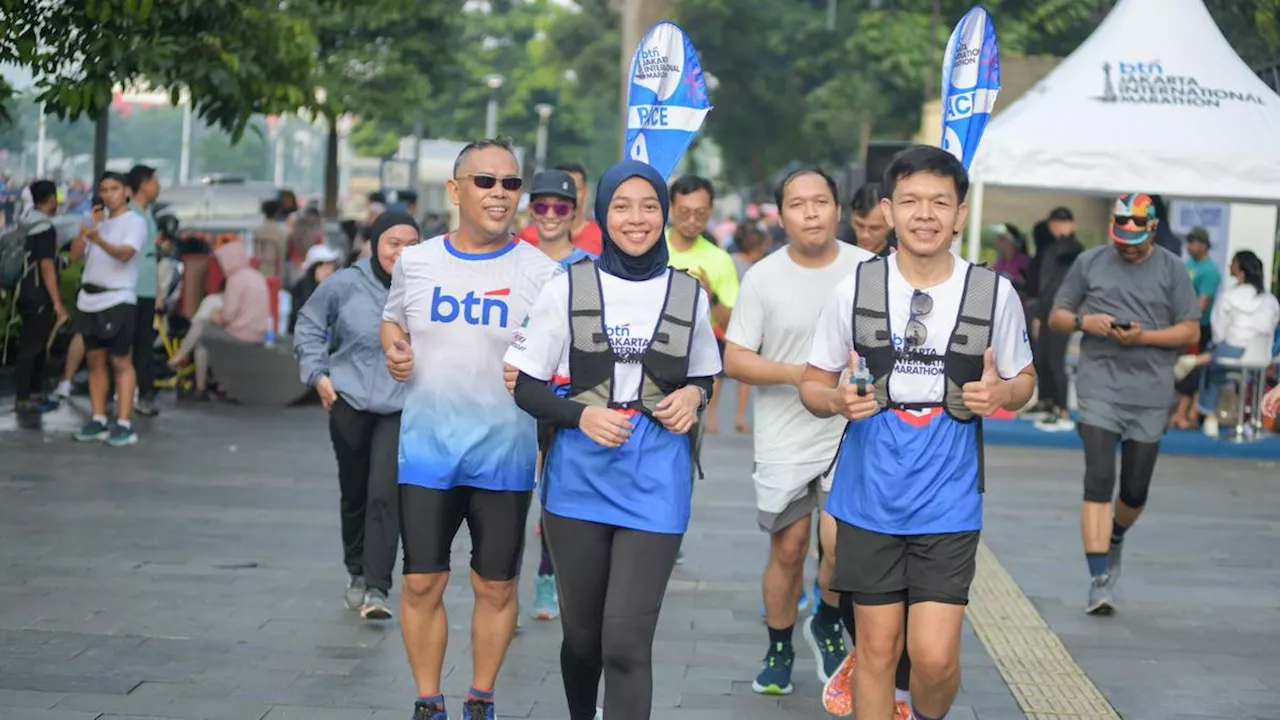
[1079,423,1160,508]
[839,592,911,692]
[542,511,683,720]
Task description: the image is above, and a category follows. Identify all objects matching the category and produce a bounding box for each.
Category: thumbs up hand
[961,347,1010,417]
[834,350,879,422]
[386,338,415,382]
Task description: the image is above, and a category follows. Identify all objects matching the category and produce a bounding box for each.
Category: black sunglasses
[905,290,933,348]
[1114,214,1149,228]
[461,174,523,192]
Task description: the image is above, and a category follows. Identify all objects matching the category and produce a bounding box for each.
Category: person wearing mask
[1181,251,1279,436]
[1027,208,1083,432]
[11,180,66,413]
[167,241,270,399]
[289,244,344,334]
[843,182,891,257]
[380,139,561,720]
[1048,193,1199,615]
[802,146,1034,720]
[667,175,738,436]
[723,169,878,706]
[69,172,148,446]
[126,165,163,417]
[504,159,720,720]
[294,211,420,621]
[1184,226,1221,349]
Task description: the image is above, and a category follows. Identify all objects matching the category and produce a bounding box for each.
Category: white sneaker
[54,380,72,399]
[1203,415,1219,438]
[1035,416,1075,432]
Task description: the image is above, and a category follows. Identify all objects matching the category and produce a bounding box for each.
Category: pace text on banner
[624,21,713,179]
[941,5,1001,169]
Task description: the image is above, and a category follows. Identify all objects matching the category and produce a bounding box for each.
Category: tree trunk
[324,112,339,219]
[93,112,110,181]
[618,0,673,157]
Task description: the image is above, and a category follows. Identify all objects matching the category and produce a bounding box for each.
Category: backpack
[0,220,38,291]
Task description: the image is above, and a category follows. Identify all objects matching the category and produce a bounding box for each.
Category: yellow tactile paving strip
[965,541,1123,720]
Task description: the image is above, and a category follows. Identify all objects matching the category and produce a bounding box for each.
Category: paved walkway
[0,387,1276,720]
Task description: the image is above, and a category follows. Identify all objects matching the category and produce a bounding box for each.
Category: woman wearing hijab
[504,161,722,720]
[293,211,421,621]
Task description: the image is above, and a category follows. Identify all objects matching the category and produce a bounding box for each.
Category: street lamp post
[485,74,505,138]
[533,104,555,174]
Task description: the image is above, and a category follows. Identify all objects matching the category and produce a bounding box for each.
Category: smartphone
[1111,320,1134,330]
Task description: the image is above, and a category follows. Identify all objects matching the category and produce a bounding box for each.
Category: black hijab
[594,160,670,281]
[366,210,419,288]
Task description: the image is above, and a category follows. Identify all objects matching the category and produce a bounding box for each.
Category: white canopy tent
[965,0,1280,262]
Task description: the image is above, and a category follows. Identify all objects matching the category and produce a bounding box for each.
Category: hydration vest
[558,256,705,477]
[847,257,1000,490]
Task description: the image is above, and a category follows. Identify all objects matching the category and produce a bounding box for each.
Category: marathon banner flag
[941,5,1001,169]
[624,22,713,179]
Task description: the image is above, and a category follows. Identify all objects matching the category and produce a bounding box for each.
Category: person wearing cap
[289,244,344,333]
[527,170,596,270]
[294,211,421,622]
[1184,226,1221,350]
[1026,207,1083,432]
[1048,193,1200,616]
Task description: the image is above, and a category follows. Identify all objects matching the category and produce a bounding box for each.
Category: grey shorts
[757,477,829,534]
[1077,397,1167,444]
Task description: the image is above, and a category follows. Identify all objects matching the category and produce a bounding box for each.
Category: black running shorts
[72,302,136,357]
[831,520,979,606]
[399,485,532,581]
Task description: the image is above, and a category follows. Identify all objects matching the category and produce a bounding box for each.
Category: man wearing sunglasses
[801,145,1035,720]
[1048,193,1200,616]
[381,138,563,720]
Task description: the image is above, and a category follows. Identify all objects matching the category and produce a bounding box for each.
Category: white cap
[303,243,343,271]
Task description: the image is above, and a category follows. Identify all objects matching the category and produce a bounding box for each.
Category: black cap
[529,170,577,203]
[1048,207,1074,222]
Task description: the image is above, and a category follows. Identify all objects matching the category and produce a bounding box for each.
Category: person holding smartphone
[1048,193,1200,616]
[69,172,149,447]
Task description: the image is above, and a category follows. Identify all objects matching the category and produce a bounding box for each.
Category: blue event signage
[624,21,712,179]
[940,5,1001,169]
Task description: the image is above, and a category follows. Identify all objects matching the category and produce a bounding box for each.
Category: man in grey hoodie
[294,210,421,620]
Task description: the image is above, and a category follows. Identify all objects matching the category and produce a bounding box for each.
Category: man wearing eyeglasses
[380,138,562,720]
[1048,193,1199,617]
[800,145,1034,720]
[666,175,739,436]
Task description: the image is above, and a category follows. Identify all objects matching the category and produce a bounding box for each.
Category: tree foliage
[0,0,318,140]
[348,0,624,180]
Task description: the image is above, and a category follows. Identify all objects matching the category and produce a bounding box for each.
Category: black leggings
[1034,328,1071,410]
[1079,423,1160,508]
[329,400,402,592]
[839,592,911,692]
[542,511,683,720]
[14,302,53,401]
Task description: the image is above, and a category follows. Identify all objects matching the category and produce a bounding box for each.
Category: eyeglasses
[459,174,523,192]
[674,208,711,222]
[1113,214,1149,228]
[905,290,933,348]
[531,201,574,218]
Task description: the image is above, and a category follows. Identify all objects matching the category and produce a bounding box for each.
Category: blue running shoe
[804,613,848,684]
[751,641,795,695]
[532,574,559,620]
[412,699,447,720]
[74,419,109,443]
[106,424,138,447]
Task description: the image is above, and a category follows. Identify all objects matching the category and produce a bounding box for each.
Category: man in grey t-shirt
[1049,192,1199,617]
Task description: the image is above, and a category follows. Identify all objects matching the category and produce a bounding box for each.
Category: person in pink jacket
[169,240,270,398]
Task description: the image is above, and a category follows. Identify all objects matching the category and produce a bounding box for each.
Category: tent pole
[967,179,985,263]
